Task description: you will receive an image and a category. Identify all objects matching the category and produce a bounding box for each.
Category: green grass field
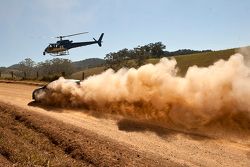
[165,48,236,75]
[70,47,242,79]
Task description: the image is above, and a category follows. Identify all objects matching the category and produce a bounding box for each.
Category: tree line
[0,41,213,80]
[2,58,75,81]
[104,42,212,70]
[104,42,166,70]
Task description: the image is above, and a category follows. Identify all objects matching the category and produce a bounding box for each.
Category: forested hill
[5,58,105,71]
[72,58,105,70]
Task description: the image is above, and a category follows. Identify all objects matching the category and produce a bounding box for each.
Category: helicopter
[43,32,104,56]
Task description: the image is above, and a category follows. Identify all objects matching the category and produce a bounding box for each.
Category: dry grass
[147,48,236,75]
[71,48,238,79]
[70,66,105,80]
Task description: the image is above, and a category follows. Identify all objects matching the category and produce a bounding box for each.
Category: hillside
[2,47,248,80]
[1,58,105,80]
[148,48,237,75]
[70,66,106,80]
[5,58,104,70]
[72,58,105,71]
[71,47,241,79]
[8,64,21,69]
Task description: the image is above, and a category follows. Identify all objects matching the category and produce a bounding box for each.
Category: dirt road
[0,82,250,166]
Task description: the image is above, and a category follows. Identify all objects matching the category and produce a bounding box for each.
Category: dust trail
[238,46,250,66]
[37,54,250,128]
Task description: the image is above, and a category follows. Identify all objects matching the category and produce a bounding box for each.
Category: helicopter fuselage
[43,33,104,56]
[44,40,72,54]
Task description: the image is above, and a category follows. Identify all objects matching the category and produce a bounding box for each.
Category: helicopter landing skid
[49,50,69,56]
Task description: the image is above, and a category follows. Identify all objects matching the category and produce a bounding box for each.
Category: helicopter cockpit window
[50,44,57,47]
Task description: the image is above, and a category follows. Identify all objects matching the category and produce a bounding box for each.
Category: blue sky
[1,0,250,67]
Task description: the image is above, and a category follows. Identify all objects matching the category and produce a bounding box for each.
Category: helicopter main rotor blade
[55,32,89,39]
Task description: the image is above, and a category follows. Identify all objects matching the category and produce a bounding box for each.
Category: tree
[17,58,36,78]
[50,58,74,75]
[19,58,35,68]
[37,58,74,77]
[0,67,6,72]
[104,42,167,70]
[36,60,52,76]
[148,42,166,58]
[134,46,147,67]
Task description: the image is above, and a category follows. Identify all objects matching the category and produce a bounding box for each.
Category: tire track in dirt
[0,155,12,167]
[0,102,181,167]
[1,82,250,166]
[0,103,92,167]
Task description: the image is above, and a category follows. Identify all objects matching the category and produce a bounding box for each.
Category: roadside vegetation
[72,47,236,78]
[0,42,243,82]
[71,66,105,80]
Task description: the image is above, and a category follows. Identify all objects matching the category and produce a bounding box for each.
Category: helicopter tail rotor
[96,33,104,47]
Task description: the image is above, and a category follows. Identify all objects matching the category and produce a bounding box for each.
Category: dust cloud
[37,54,250,128]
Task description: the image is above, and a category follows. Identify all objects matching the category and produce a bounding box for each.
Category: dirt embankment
[0,102,180,167]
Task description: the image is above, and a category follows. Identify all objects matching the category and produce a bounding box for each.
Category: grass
[172,48,236,75]
[147,48,237,75]
[71,47,238,79]
[70,66,106,80]
[0,48,239,82]
[1,47,242,81]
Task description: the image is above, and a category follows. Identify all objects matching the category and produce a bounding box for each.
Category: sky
[1,0,250,67]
